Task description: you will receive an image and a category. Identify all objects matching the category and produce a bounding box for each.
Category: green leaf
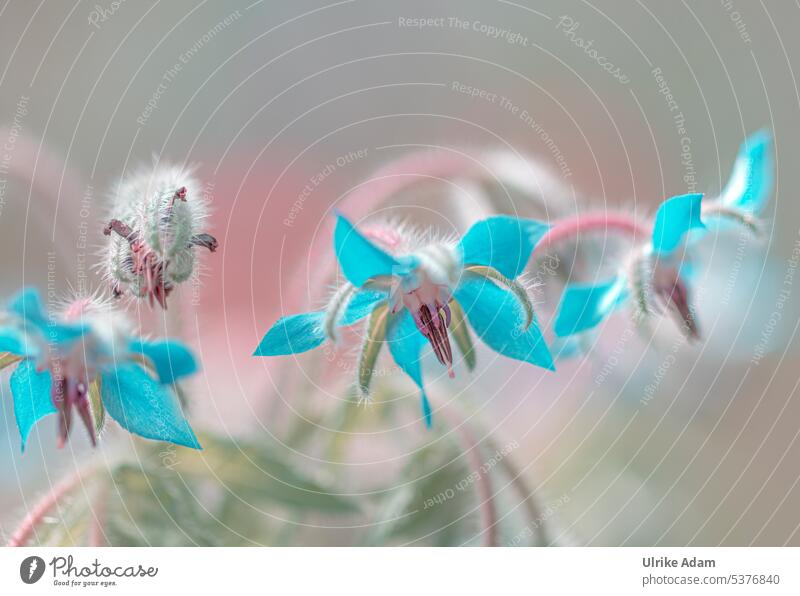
[24,430,362,546]
[183,434,360,515]
[365,442,478,546]
[104,464,222,546]
[88,377,105,434]
[449,301,476,371]
[0,352,22,371]
[358,304,388,399]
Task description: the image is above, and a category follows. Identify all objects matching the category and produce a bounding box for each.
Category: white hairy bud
[102,163,217,308]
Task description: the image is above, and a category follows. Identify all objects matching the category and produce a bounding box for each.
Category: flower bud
[103,164,217,308]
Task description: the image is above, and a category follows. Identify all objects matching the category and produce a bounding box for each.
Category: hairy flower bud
[102,164,217,308]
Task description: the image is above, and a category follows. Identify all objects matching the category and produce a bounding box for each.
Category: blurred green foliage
[23,392,552,547]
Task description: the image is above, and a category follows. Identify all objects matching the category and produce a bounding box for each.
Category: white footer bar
[1,547,798,594]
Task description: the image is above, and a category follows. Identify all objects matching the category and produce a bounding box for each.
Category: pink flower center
[397,282,455,378]
[414,301,455,378]
[131,246,173,309]
[47,360,96,448]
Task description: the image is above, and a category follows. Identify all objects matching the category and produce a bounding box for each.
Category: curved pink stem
[6,470,85,547]
[538,213,649,250]
[341,150,482,213]
[295,151,485,304]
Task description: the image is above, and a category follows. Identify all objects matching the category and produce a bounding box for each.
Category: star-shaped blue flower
[554,131,773,341]
[0,288,201,450]
[255,214,555,426]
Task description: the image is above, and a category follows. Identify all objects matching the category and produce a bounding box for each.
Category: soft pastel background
[0,0,799,545]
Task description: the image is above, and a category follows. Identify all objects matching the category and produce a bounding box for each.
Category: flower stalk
[6,469,87,547]
[460,424,499,547]
[538,212,649,249]
[439,407,499,547]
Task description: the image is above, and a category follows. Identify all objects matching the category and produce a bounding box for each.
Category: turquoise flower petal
[9,288,47,323]
[387,310,432,427]
[554,277,628,337]
[8,287,85,345]
[454,277,554,370]
[254,291,387,357]
[651,193,705,255]
[129,338,198,384]
[341,289,388,326]
[9,359,56,451]
[334,214,411,287]
[421,392,433,429]
[253,311,326,356]
[0,326,37,357]
[721,130,773,215]
[100,363,201,449]
[459,216,550,278]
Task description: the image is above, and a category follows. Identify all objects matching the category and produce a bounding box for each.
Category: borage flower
[553,131,773,341]
[103,163,218,309]
[255,214,555,426]
[0,288,201,450]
